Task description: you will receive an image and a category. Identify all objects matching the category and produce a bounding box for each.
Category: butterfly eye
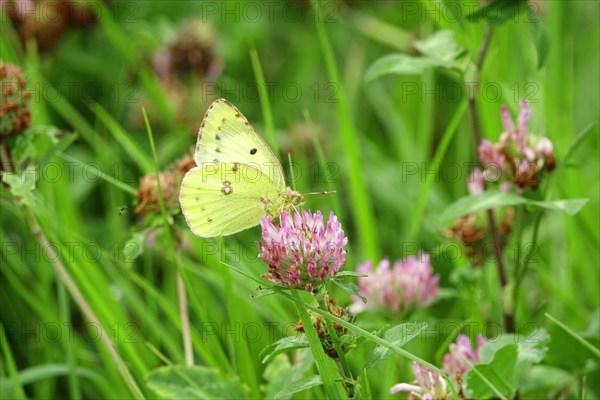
[250,148,257,155]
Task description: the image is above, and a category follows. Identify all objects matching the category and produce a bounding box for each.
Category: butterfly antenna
[302,191,337,196]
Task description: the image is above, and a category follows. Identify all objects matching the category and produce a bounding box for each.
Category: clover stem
[315,288,353,381]
[466,25,515,333]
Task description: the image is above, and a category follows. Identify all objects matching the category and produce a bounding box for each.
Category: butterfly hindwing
[195,99,285,192]
[180,163,282,237]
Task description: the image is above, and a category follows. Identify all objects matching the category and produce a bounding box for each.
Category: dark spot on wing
[215,147,221,153]
[213,158,219,163]
[232,163,239,172]
[235,113,241,118]
[221,118,226,123]
[215,133,221,140]
[195,196,199,201]
[207,218,213,223]
[250,148,257,155]
[221,181,233,195]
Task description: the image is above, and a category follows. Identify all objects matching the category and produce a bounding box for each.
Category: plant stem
[0,142,14,173]
[485,208,514,332]
[466,25,515,333]
[292,291,344,399]
[316,291,353,381]
[468,25,493,145]
[176,270,193,366]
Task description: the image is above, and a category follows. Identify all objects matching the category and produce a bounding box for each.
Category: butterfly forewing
[195,99,285,191]
[180,163,282,237]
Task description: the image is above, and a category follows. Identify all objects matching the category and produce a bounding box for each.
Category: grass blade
[545,313,600,357]
[311,0,379,260]
[407,100,468,239]
[91,103,154,173]
[250,47,278,155]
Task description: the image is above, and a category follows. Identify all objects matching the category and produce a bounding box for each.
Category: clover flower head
[135,171,179,216]
[352,253,439,314]
[0,63,32,139]
[135,150,195,216]
[478,100,555,192]
[259,210,347,291]
[390,362,450,400]
[442,334,485,377]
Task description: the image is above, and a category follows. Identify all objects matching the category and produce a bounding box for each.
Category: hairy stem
[316,292,353,382]
[467,25,515,333]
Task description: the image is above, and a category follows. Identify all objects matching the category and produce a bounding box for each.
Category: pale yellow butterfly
[179,99,303,237]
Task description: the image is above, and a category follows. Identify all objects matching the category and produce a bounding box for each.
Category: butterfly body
[180,99,302,237]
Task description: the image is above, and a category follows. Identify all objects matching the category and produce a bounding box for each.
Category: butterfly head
[284,187,304,208]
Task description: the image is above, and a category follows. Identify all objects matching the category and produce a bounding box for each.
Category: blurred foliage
[1,1,598,399]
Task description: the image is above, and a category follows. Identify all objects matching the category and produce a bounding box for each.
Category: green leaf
[335,271,368,278]
[260,336,310,364]
[145,366,248,400]
[441,191,589,223]
[12,125,55,164]
[252,287,277,299]
[331,279,366,303]
[441,191,525,222]
[531,19,551,70]
[366,322,426,369]
[466,0,528,25]
[519,365,572,396]
[366,31,461,81]
[366,54,443,81]
[2,166,37,207]
[262,350,314,400]
[528,198,589,215]
[464,344,518,400]
[478,329,549,375]
[274,375,323,400]
[413,30,461,65]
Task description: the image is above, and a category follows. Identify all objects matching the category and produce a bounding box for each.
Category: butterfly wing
[180,163,281,237]
[195,99,285,192]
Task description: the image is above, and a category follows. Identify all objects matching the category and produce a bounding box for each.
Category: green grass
[1,1,599,399]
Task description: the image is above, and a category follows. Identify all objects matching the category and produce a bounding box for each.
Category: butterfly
[179,99,303,237]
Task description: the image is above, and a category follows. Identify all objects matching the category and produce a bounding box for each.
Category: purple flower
[442,334,485,377]
[516,100,531,149]
[259,210,348,291]
[478,139,505,169]
[477,101,555,192]
[390,362,450,400]
[500,100,531,157]
[352,253,439,313]
[467,168,485,195]
[534,137,554,158]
